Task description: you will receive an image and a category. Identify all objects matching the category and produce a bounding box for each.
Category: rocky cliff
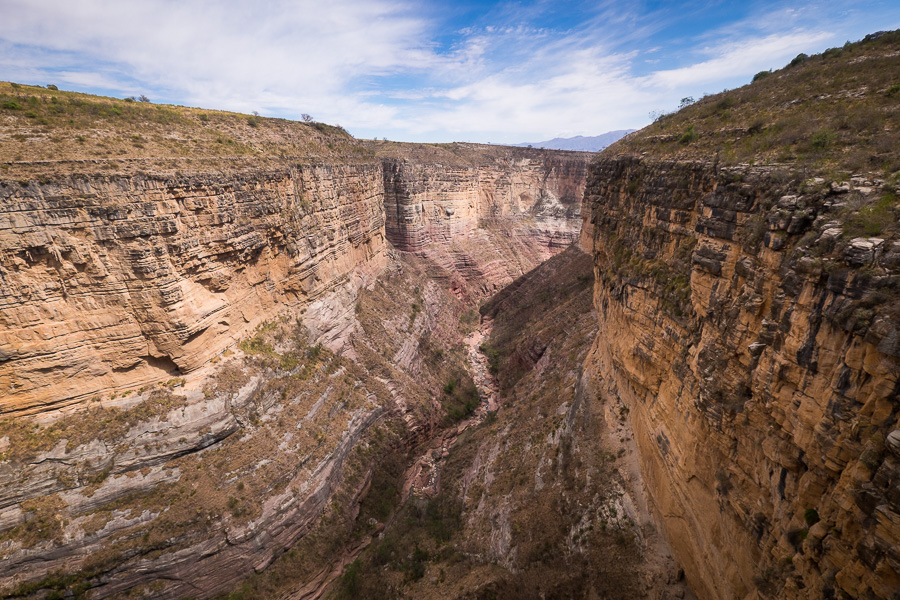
[376,142,588,300]
[0,84,592,599]
[0,166,387,417]
[584,32,900,600]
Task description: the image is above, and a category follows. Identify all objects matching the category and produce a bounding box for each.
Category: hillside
[613,30,900,177]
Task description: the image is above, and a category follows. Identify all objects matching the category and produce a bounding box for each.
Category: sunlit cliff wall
[585,156,899,600]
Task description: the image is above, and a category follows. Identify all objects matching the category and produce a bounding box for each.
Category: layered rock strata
[382,151,589,299]
[585,156,899,599]
[0,141,590,598]
[0,321,391,599]
[1,147,590,417]
[0,165,386,417]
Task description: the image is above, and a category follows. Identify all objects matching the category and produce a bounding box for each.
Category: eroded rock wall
[0,165,386,416]
[382,153,588,298]
[585,156,899,600]
[0,144,591,598]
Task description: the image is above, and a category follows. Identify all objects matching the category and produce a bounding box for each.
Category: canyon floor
[229,247,694,600]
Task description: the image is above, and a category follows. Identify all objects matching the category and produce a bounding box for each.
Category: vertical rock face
[0,165,387,417]
[585,156,899,599]
[0,148,590,417]
[382,151,589,298]
[383,155,585,251]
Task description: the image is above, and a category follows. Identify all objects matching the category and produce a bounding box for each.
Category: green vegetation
[679,124,698,144]
[843,192,897,237]
[328,490,464,599]
[804,508,821,526]
[479,343,501,375]
[441,375,480,422]
[789,52,809,67]
[810,129,834,150]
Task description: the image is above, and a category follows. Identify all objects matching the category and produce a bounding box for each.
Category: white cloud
[0,0,436,120]
[647,31,833,89]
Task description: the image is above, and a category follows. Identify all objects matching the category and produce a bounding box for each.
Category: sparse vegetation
[679,124,698,144]
[843,192,897,237]
[616,31,900,175]
[0,80,363,177]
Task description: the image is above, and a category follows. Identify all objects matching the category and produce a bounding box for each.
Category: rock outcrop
[0,145,590,418]
[584,156,899,599]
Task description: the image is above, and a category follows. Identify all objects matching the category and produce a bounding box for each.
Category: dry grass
[614,31,900,177]
[0,81,368,179]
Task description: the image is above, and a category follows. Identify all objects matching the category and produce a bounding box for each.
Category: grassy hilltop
[613,30,900,178]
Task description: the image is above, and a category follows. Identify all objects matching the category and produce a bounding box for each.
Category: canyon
[1,29,899,600]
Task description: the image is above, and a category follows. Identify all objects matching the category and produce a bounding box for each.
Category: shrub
[810,129,834,150]
[716,95,736,111]
[1,100,22,110]
[333,560,361,599]
[789,53,809,67]
[752,70,772,82]
[887,84,900,97]
[679,124,698,144]
[804,508,820,526]
[844,194,896,237]
[46,84,58,90]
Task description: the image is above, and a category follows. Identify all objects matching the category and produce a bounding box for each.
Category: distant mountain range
[512,129,636,152]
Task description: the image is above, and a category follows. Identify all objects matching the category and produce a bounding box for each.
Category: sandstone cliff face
[585,156,899,599]
[0,165,386,417]
[0,139,590,598]
[382,151,588,299]
[1,147,589,417]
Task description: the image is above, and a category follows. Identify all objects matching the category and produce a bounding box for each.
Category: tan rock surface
[0,166,387,416]
[585,156,899,599]
[0,132,590,598]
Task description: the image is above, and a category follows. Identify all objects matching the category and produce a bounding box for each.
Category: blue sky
[1,1,898,143]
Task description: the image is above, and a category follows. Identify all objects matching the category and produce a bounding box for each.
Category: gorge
[1,30,899,600]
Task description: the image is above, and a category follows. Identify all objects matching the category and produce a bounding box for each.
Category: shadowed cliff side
[375,142,590,301]
[315,247,693,600]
